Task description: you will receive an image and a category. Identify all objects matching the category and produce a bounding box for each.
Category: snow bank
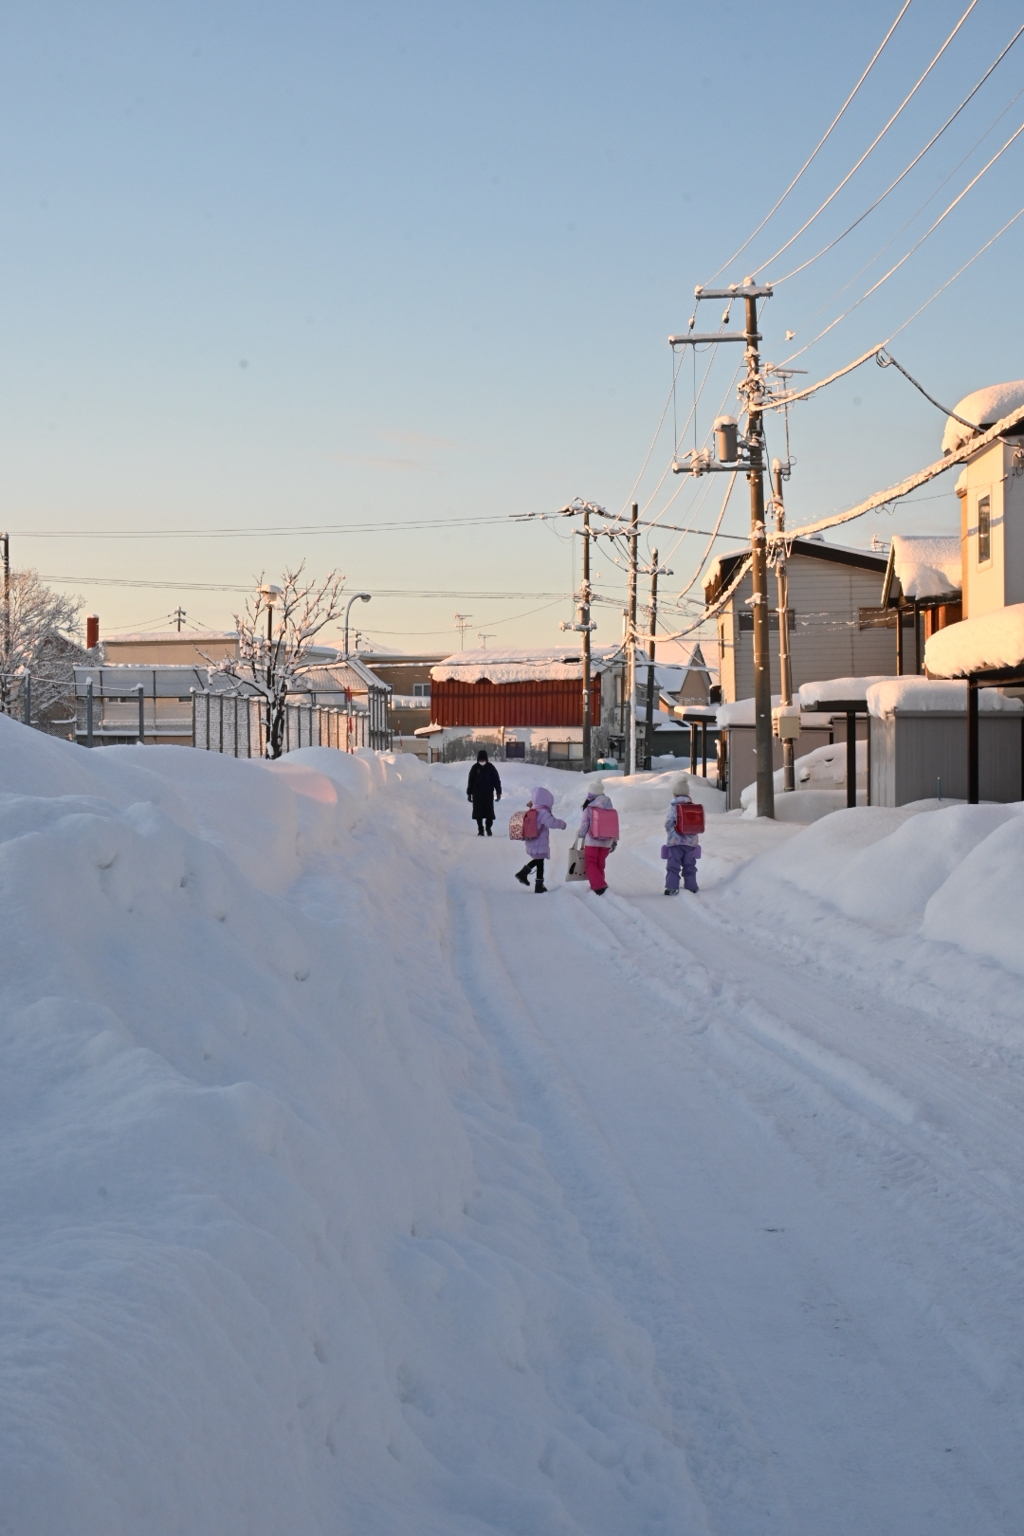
[867,675,1023,717]
[730,799,1024,955]
[924,603,1024,677]
[942,378,1024,453]
[740,741,867,816]
[797,676,890,707]
[1,725,708,1535]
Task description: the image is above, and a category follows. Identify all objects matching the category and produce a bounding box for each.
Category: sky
[1,0,1022,654]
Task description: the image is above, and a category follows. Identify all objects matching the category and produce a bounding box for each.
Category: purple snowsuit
[524,787,566,858]
[663,794,699,893]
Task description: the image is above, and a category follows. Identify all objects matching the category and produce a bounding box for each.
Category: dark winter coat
[467,760,502,818]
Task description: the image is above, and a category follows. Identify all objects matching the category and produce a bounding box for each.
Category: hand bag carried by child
[675,801,705,835]
[566,838,589,881]
[589,805,619,839]
[508,807,540,841]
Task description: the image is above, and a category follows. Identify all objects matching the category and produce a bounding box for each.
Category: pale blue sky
[1,0,1021,648]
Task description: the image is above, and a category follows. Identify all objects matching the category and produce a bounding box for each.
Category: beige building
[707,538,895,703]
[942,381,1024,619]
[102,630,239,665]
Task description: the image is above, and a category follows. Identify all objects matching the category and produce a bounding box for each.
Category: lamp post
[344,593,371,656]
[258,584,283,646]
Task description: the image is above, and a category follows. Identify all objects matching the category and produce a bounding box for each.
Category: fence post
[86,678,94,747]
[137,684,145,744]
[206,690,211,751]
[23,673,31,727]
[190,689,196,747]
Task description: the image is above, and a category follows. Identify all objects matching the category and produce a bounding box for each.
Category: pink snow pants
[584,845,609,892]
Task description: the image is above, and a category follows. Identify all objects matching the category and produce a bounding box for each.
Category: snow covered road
[2,727,1023,1534]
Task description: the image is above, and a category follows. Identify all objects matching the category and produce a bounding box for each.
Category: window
[977,495,991,564]
[412,682,431,699]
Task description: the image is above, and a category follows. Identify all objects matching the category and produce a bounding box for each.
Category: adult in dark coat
[467,749,502,835]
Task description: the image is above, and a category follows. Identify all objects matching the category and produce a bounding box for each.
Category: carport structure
[925,605,1024,804]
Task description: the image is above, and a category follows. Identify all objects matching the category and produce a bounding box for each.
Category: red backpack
[675,801,705,835]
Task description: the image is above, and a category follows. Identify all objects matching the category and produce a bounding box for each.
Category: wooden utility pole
[642,549,660,771]
[772,459,795,793]
[627,503,639,774]
[581,504,592,771]
[743,288,775,819]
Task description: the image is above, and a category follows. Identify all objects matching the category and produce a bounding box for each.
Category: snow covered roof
[890,535,961,600]
[866,676,1023,718]
[431,645,621,685]
[924,604,1024,678]
[942,380,1024,454]
[798,676,892,707]
[717,695,829,728]
[104,630,238,644]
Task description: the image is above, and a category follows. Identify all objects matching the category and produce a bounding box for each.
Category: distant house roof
[705,538,887,604]
[104,630,238,645]
[431,645,622,685]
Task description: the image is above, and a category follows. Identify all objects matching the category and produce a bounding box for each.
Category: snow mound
[731,800,1024,951]
[890,534,961,599]
[866,676,1023,717]
[924,603,1024,677]
[740,742,867,816]
[0,721,705,1534]
[942,379,1024,453]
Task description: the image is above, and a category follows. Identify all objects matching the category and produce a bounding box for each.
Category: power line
[785,115,1024,362]
[756,0,981,278]
[774,17,1024,286]
[9,513,522,541]
[705,0,913,283]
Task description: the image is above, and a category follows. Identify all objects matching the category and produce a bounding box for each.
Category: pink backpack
[509,807,540,841]
[589,805,619,840]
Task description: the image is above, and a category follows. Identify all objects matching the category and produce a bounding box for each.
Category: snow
[925,603,1024,677]
[718,694,829,726]
[797,675,890,706]
[942,378,1024,453]
[4,720,1024,1531]
[739,740,867,816]
[431,646,621,684]
[867,675,1024,717]
[890,533,962,599]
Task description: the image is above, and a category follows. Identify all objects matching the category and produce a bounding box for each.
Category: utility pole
[771,457,795,792]
[627,503,639,775]
[669,279,775,816]
[454,613,471,650]
[1,533,9,715]
[742,286,775,819]
[642,550,660,771]
[172,606,186,632]
[581,503,592,772]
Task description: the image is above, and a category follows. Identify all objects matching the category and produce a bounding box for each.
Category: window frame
[977,494,991,565]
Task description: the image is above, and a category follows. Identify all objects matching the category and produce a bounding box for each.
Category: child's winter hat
[672,774,690,796]
[588,779,605,797]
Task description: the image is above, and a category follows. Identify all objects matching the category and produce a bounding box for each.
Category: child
[514,787,566,893]
[579,780,616,895]
[663,773,699,895]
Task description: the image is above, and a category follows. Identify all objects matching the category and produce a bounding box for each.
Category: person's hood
[671,793,692,803]
[532,787,554,810]
[585,792,612,808]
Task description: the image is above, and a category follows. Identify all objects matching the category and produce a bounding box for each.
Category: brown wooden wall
[431,678,601,728]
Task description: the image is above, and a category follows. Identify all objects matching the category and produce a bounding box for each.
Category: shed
[866,676,1023,806]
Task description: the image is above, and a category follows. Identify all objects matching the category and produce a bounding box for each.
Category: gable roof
[704,539,888,604]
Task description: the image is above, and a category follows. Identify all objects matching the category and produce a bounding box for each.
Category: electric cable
[773,17,1024,286]
[755,0,981,277]
[705,0,913,284]
[784,116,1024,362]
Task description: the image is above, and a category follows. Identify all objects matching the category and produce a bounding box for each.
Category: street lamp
[258,584,283,644]
[344,592,371,656]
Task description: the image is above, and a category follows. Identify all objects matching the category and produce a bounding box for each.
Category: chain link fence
[192,691,372,757]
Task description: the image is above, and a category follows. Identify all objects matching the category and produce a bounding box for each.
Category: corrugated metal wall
[431,678,602,728]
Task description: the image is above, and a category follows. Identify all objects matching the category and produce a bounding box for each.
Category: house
[941,379,1024,618]
[707,538,896,703]
[423,646,627,766]
[357,652,448,759]
[102,629,240,665]
[880,535,961,673]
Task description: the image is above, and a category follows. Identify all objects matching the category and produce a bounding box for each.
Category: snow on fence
[192,691,370,757]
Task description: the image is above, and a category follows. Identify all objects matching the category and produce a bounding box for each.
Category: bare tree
[207,565,347,758]
[0,568,88,728]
